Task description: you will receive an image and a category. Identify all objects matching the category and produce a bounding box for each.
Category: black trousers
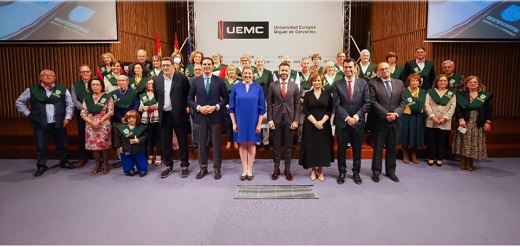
[34,123,69,167]
[371,123,400,175]
[272,121,294,169]
[161,112,190,168]
[147,122,162,156]
[196,119,222,169]
[336,125,364,174]
[425,127,450,160]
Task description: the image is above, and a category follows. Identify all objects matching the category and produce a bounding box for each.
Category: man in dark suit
[333,58,371,185]
[401,47,435,90]
[267,61,301,181]
[368,62,407,183]
[154,57,191,179]
[70,64,92,168]
[187,57,228,180]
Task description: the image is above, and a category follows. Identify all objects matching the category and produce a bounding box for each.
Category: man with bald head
[16,69,76,177]
[129,49,153,77]
[367,62,407,183]
[111,74,140,167]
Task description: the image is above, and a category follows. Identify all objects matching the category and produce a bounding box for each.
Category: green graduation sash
[214,64,226,71]
[448,73,463,88]
[391,66,404,79]
[73,80,89,102]
[360,62,375,78]
[139,92,157,106]
[129,76,147,92]
[30,84,67,104]
[84,93,112,114]
[112,88,138,109]
[99,65,111,77]
[408,60,433,78]
[404,88,426,113]
[427,89,455,106]
[224,78,238,92]
[116,124,147,138]
[456,92,492,109]
[298,72,311,90]
[254,68,271,86]
[105,72,118,86]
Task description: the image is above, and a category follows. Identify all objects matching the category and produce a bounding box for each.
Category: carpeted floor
[1,158,519,244]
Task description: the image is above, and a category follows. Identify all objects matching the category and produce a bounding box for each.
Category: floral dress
[80,94,114,150]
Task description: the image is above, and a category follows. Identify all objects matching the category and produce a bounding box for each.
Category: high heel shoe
[246,173,254,181]
[225,142,232,150]
[435,160,443,167]
[318,172,325,182]
[233,142,239,150]
[310,169,317,181]
[155,156,162,166]
[91,162,101,175]
[240,173,247,181]
[427,160,434,166]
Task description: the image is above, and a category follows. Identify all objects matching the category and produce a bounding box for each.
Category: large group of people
[16,47,493,184]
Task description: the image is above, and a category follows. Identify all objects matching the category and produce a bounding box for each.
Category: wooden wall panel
[369,1,519,116]
[0,1,181,118]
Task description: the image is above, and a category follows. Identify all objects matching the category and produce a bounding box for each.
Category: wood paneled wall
[369,1,519,117]
[1,1,517,117]
[0,1,188,118]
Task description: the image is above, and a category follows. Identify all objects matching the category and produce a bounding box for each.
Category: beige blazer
[424,89,456,130]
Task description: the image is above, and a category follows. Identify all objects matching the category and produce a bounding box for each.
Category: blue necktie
[205,77,210,93]
[384,80,392,97]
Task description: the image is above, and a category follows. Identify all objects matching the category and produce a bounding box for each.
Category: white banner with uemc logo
[195,1,343,71]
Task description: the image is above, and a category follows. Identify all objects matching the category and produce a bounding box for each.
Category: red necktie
[347,80,353,100]
[281,81,286,99]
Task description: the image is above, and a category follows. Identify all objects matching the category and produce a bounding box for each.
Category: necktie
[384,80,392,97]
[205,77,210,93]
[347,80,353,100]
[281,81,286,98]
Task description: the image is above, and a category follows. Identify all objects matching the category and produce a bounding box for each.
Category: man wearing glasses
[71,65,92,168]
[154,57,191,179]
[16,69,76,177]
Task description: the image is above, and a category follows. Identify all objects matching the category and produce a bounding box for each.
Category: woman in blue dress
[229,66,266,181]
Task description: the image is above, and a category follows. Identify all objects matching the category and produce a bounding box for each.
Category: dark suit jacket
[187,74,229,124]
[367,77,407,131]
[153,73,190,125]
[267,80,301,125]
[333,78,371,129]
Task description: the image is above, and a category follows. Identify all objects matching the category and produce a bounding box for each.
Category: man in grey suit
[333,58,371,185]
[154,57,191,179]
[267,61,301,181]
[367,62,407,183]
[187,57,228,180]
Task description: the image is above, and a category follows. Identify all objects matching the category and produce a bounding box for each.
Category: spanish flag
[173,34,180,54]
[155,34,162,56]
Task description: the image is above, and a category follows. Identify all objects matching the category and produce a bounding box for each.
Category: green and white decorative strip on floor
[235,185,318,199]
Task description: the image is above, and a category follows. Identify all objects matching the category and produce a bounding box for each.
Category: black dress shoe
[34,166,47,177]
[427,160,434,166]
[371,174,380,183]
[353,173,362,185]
[246,174,254,181]
[271,168,280,180]
[214,169,222,180]
[126,170,136,176]
[160,166,173,179]
[196,168,208,179]
[337,173,346,184]
[139,171,147,177]
[59,162,76,169]
[240,174,247,181]
[435,161,443,167]
[181,167,190,178]
[284,169,293,181]
[386,173,400,182]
